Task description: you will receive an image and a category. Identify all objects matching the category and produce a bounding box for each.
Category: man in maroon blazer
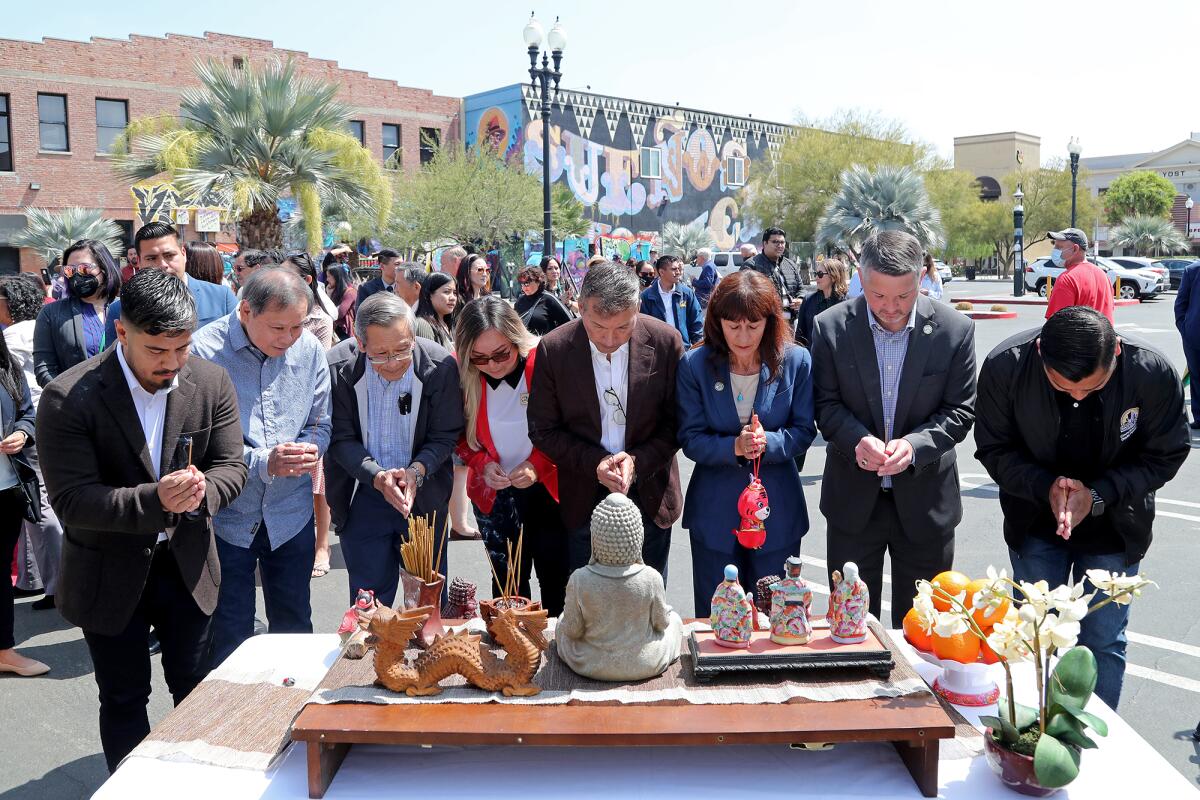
[528,261,684,578]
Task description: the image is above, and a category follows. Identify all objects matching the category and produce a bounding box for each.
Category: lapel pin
[714,381,725,392]
[519,393,530,406]
[922,323,933,335]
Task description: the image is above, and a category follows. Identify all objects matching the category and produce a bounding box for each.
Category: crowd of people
[0,220,1193,773]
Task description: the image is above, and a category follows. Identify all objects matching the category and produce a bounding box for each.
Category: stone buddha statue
[556,493,683,681]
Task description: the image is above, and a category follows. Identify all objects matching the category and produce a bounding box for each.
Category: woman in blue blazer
[677,270,816,616]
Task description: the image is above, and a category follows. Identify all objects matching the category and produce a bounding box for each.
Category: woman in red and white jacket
[454,296,567,615]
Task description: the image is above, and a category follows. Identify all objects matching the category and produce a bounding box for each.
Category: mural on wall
[131,182,229,229]
[464,85,786,252]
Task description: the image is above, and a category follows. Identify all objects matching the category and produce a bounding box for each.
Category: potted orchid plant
[913,567,1154,795]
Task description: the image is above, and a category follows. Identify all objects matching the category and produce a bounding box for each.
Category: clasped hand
[373,468,416,517]
[734,414,766,460]
[855,435,913,477]
[157,465,206,515]
[597,452,635,495]
[267,442,320,477]
[1049,477,1093,540]
[482,460,539,491]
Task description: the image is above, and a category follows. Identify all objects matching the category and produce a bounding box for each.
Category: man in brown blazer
[36,269,246,772]
[528,260,684,577]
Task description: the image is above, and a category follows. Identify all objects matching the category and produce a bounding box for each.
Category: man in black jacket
[741,227,805,337]
[975,306,1189,709]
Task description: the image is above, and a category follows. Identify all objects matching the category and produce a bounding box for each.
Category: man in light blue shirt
[191,267,331,666]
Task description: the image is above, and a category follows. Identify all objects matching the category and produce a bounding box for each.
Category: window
[639,146,661,179]
[232,56,245,70]
[419,127,439,165]
[382,123,401,167]
[95,98,128,154]
[724,156,745,186]
[348,120,364,146]
[0,95,11,171]
[37,93,69,152]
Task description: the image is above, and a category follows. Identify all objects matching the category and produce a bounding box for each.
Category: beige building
[952,132,1050,260]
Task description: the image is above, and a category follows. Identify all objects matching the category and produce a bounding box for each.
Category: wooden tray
[689,625,895,682]
[291,623,953,799]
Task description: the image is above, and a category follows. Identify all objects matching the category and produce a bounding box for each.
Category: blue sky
[6,0,1197,162]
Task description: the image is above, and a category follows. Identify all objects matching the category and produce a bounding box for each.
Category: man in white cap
[1045,228,1113,322]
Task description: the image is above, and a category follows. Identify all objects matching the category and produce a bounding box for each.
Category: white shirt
[589,339,629,455]
[3,320,38,408]
[848,270,863,298]
[117,343,177,543]
[487,373,533,472]
[657,281,676,326]
[920,274,943,300]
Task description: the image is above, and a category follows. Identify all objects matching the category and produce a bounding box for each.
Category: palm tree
[815,164,944,257]
[660,221,715,262]
[551,185,590,241]
[114,58,390,253]
[9,207,123,266]
[1108,214,1190,257]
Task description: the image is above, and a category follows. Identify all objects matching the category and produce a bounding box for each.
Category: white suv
[1023,255,1164,300]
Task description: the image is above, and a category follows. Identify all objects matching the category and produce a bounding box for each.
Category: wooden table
[292,666,955,798]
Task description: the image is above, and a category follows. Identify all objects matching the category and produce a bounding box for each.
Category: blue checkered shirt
[190,312,332,549]
[366,365,414,471]
[866,305,916,488]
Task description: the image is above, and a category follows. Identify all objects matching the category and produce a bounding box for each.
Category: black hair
[0,275,45,324]
[61,239,122,302]
[655,254,681,271]
[1040,306,1118,382]
[416,271,456,330]
[134,221,180,254]
[455,253,489,301]
[283,251,336,317]
[761,227,786,245]
[240,249,273,270]
[0,323,25,403]
[376,248,401,263]
[119,269,197,336]
[325,264,351,305]
[266,248,288,266]
[185,241,225,285]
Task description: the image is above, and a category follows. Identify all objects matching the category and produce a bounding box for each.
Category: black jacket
[742,253,805,307]
[974,329,1190,565]
[797,290,845,348]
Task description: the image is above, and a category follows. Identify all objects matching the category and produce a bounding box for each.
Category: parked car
[684,251,744,286]
[1155,257,1197,290]
[934,259,953,283]
[1109,256,1169,283]
[1024,255,1164,300]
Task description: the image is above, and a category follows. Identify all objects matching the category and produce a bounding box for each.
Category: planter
[966,267,977,281]
[983,730,1064,797]
[478,596,541,638]
[416,574,446,648]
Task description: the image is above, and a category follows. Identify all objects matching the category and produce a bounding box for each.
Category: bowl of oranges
[901,570,1007,707]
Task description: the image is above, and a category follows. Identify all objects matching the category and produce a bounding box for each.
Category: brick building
[0,31,461,274]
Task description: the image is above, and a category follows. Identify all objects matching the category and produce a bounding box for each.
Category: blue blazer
[355,276,391,311]
[1175,262,1200,344]
[641,280,703,347]
[677,344,816,546]
[104,274,237,347]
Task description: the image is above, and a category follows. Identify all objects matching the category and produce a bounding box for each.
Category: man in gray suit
[810,231,976,627]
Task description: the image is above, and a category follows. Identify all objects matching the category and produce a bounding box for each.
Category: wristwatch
[408,462,426,490]
[1088,487,1105,517]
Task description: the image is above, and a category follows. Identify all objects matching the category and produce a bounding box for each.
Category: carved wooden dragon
[368,604,549,697]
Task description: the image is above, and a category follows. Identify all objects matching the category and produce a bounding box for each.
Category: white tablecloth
[93,633,1197,799]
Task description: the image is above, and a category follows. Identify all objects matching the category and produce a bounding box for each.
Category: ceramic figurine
[732,477,770,550]
[442,577,479,620]
[769,556,813,645]
[755,575,781,616]
[338,589,376,659]
[710,564,756,648]
[557,494,683,681]
[828,562,869,644]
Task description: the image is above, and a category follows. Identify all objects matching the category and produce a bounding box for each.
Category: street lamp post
[1013,186,1025,297]
[1068,137,1082,229]
[1187,196,1195,254]
[523,14,566,257]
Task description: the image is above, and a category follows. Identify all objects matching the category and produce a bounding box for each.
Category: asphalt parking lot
[3,277,1197,797]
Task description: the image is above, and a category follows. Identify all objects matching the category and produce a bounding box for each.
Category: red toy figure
[732,413,770,550]
[339,588,376,637]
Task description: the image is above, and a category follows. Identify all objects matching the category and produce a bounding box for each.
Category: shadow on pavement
[0,753,107,800]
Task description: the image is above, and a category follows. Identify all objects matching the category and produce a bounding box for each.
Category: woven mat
[310,619,933,707]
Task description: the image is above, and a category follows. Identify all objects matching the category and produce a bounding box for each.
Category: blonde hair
[822,257,849,297]
[455,296,537,451]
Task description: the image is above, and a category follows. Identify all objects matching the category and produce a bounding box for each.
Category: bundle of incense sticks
[486,526,525,601]
[400,512,445,583]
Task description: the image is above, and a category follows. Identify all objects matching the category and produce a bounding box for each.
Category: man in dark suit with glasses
[325,292,463,606]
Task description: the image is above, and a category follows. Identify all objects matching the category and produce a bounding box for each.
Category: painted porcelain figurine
[828,562,869,644]
[769,556,813,645]
[710,564,756,648]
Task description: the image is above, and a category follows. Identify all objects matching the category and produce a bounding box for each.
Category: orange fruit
[980,637,1002,664]
[930,570,971,612]
[966,578,1010,629]
[931,630,981,664]
[902,608,933,652]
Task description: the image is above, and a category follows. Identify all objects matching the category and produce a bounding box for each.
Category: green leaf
[998,695,1039,731]
[1033,731,1081,788]
[1049,647,1098,710]
[1046,714,1099,750]
[980,715,1020,744]
[1052,700,1109,738]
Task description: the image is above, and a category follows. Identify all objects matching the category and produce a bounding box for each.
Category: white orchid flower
[1047,617,1080,650]
[987,620,1031,662]
[1054,595,1090,623]
[1018,579,1051,612]
[1018,604,1039,624]
[932,611,968,638]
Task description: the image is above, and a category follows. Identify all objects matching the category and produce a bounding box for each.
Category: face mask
[69,274,101,298]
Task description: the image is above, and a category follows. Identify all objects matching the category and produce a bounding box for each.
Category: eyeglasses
[63,263,102,278]
[519,279,537,286]
[366,345,414,365]
[603,387,626,426]
[814,271,829,279]
[469,344,515,366]
[767,239,787,246]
